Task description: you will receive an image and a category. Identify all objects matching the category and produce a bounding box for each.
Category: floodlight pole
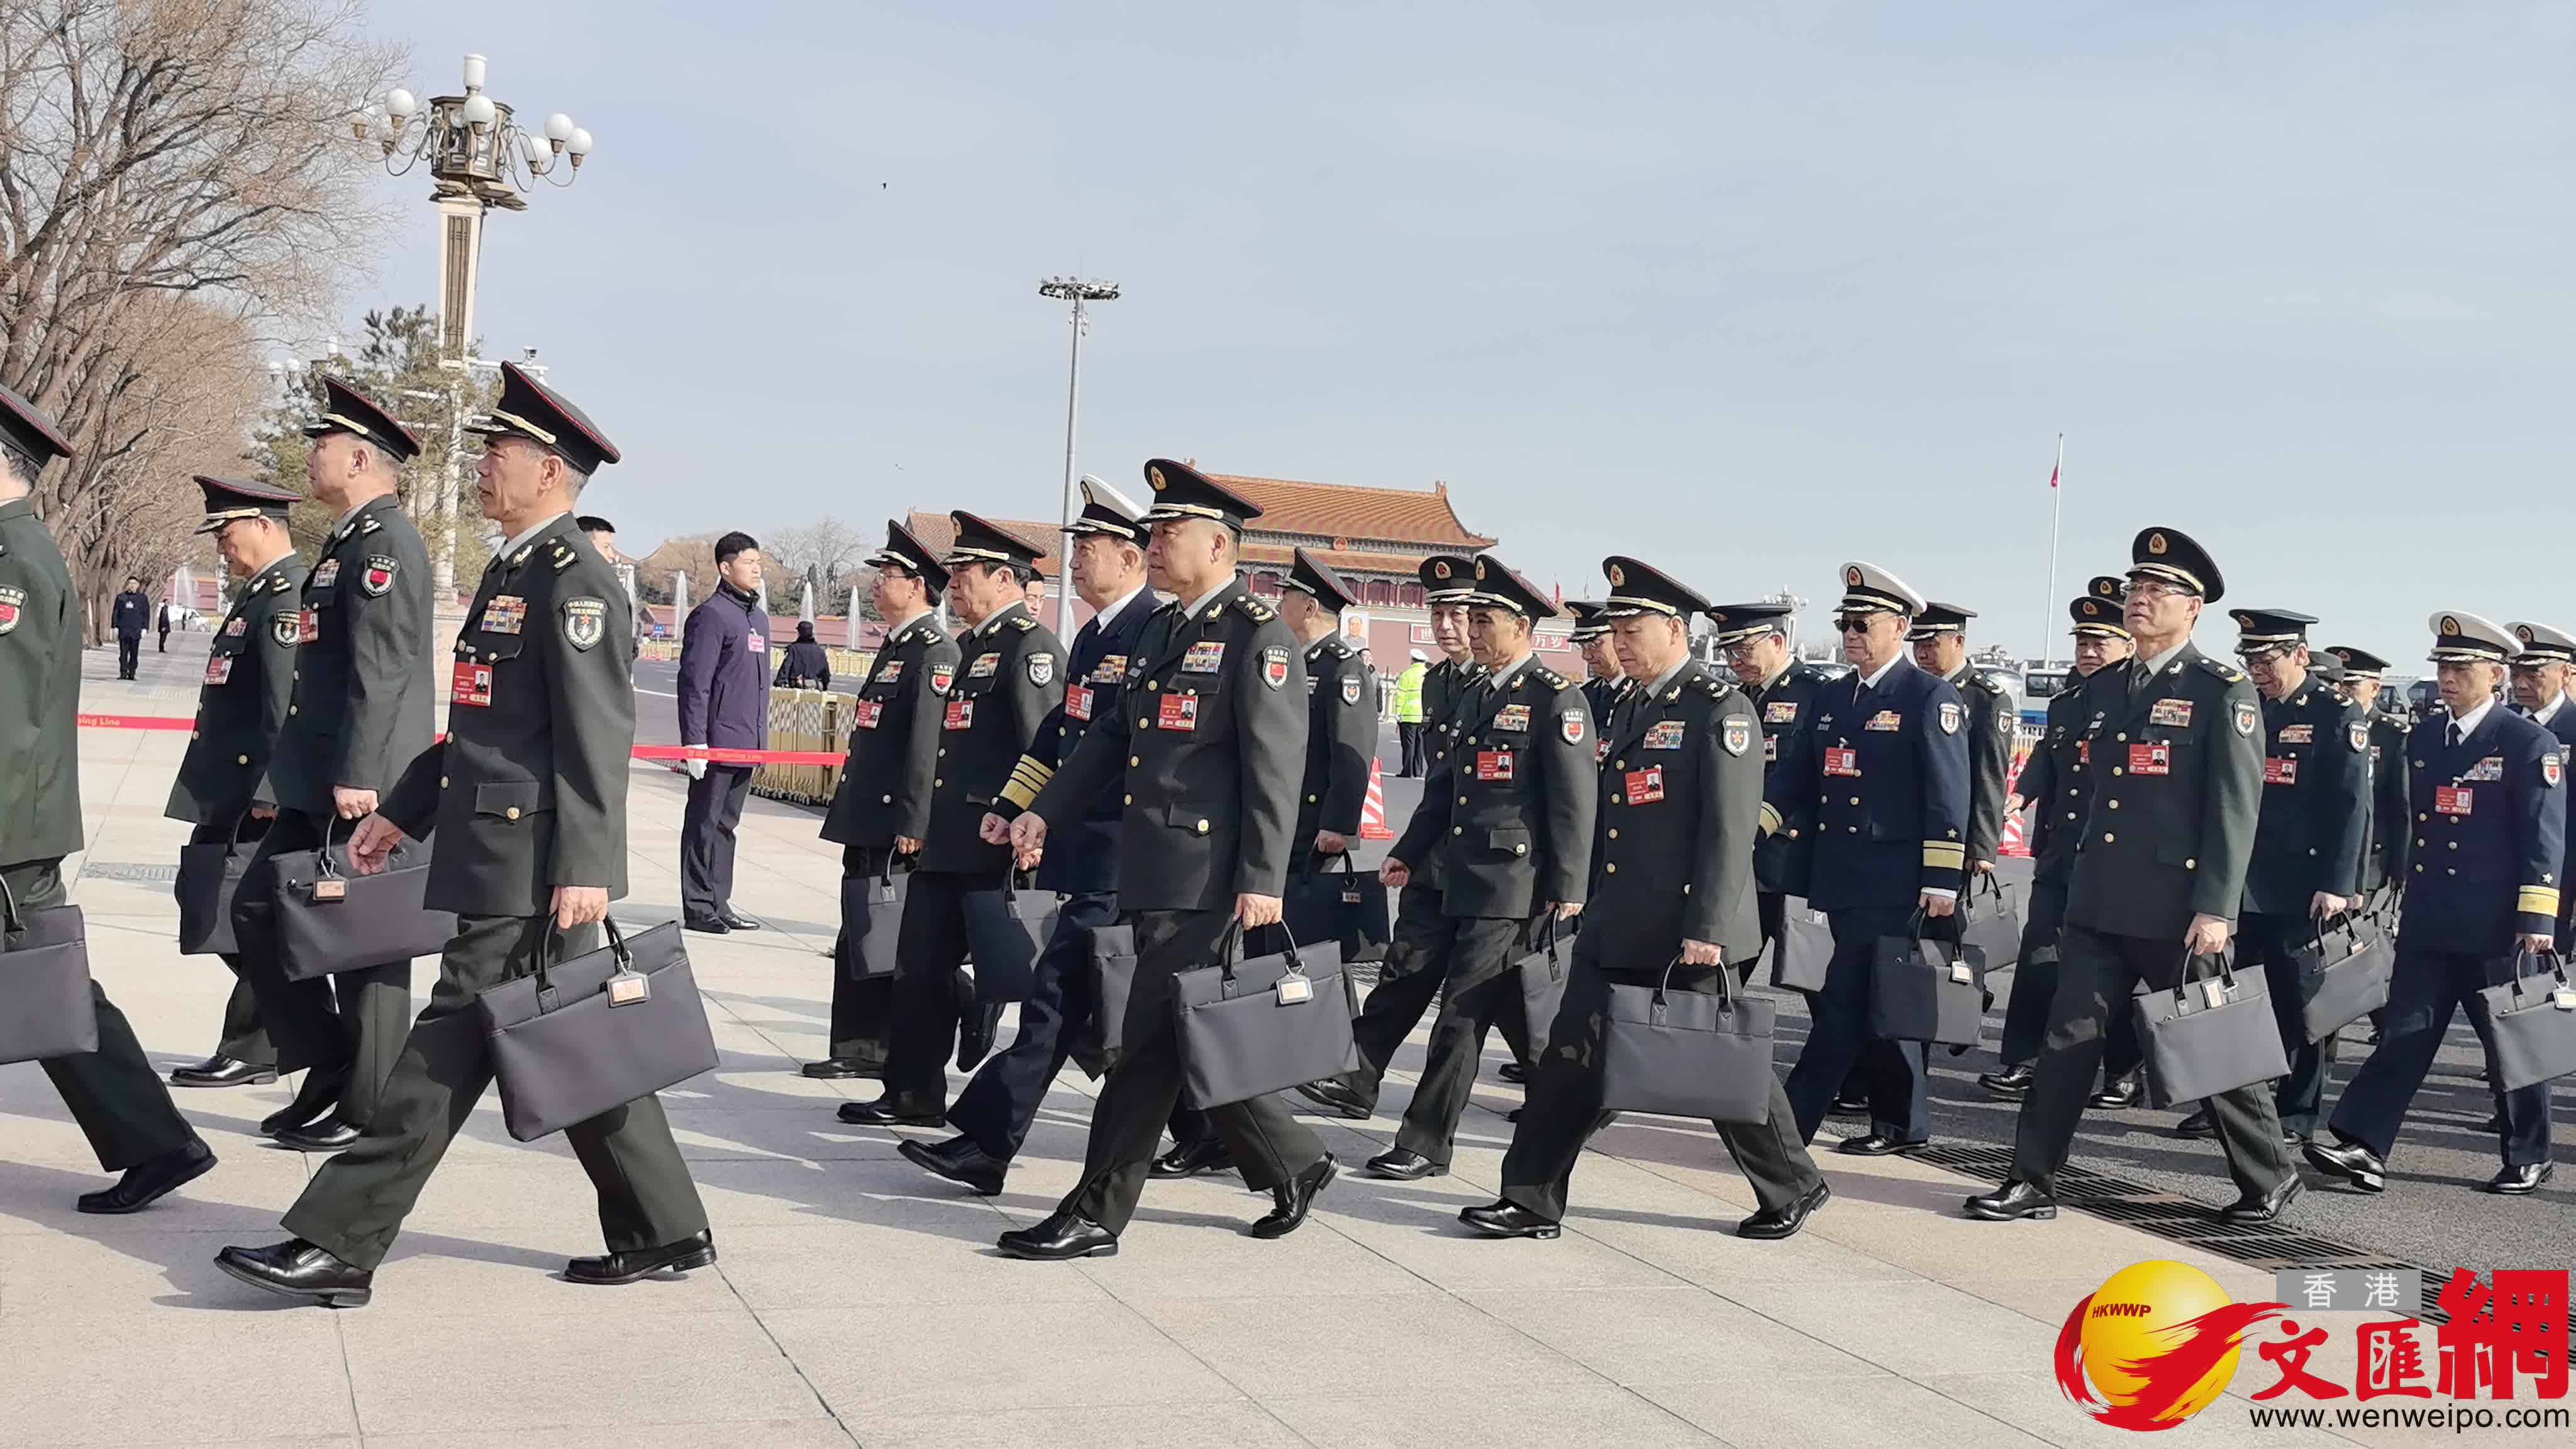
[1039,276,1119,637]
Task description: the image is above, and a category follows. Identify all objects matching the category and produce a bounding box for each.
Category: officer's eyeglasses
[1835,616,1876,635]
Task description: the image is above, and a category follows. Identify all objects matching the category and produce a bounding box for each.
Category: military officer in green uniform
[1909,603,2015,879]
[1466,556,1828,1241]
[1970,526,2301,1228]
[999,460,1333,1257]
[230,379,433,1151]
[1367,553,1594,1180]
[803,521,961,1079]
[2324,646,2409,902]
[165,476,307,1089]
[1566,599,1629,724]
[1279,547,1375,866]
[840,512,1066,1124]
[0,385,216,1213]
[1709,601,1830,972]
[216,364,711,1308]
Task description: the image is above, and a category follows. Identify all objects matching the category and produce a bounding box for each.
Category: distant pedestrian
[111,575,149,678]
[156,599,172,652]
[774,619,830,689]
[677,530,769,933]
[1394,649,1429,775]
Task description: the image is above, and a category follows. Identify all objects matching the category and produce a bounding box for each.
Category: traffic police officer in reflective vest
[1465,556,1828,1243]
[1970,526,2301,1226]
[166,476,308,1090]
[2307,612,2563,1197]
[1370,553,1594,1181]
[806,520,960,1079]
[1765,562,1969,1153]
[1709,601,1829,972]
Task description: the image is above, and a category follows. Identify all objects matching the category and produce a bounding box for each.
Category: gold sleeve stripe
[1922,841,1967,867]
[1759,802,1782,836]
[2518,886,2560,916]
[999,757,1054,810]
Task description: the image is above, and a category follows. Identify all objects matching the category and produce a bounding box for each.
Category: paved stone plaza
[0,650,2468,1446]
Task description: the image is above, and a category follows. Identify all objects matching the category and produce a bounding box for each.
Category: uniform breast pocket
[472,779,552,822]
[1482,824,1532,860]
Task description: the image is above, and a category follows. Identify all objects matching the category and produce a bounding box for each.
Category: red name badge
[450,660,493,708]
[1066,684,1094,722]
[203,655,233,686]
[2078,739,2091,765]
[296,608,319,644]
[943,697,974,731]
[748,632,767,653]
[1824,746,1860,777]
[1158,694,1197,732]
[1625,765,1665,802]
[1476,749,1515,782]
[2436,786,2475,816]
[2263,757,2299,786]
[852,701,883,730]
[2128,743,2171,777]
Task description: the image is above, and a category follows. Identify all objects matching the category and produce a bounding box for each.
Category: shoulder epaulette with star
[359,517,381,535]
[1697,675,1728,697]
[1533,665,1570,692]
[2199,657,2247,684]
[1234,594,1274,623]
[550,543,575,571]
[1011,614,1034,631]
[1321,635,1353,658]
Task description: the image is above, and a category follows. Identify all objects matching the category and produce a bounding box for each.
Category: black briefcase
[2132,950,2290,1108]
[174,816,263,957]
[1868,918,1986,1047]
[1282,853,1392,964]
[963,872,1057,1004]
[2293,914,2395,1044]
[839,858,909,982]
[1960,874,2023,978]
[1515,916,1574,1059]
[270,826,456,980]
[1075,921,1138,1079]
[0,875,98,1065]
[1769,898,1833,994]
[1601,957,1779,1124]
[479,918,722,1142]
[1173,926,1358,1109]
[2477,950,2576,1092]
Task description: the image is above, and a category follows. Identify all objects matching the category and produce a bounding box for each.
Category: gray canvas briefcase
[2132,950,2290,1108]
[479,918,721,1141]
[0,874,97,1065]
[1172,925,1358,1109]
[1602,956,1778,1124]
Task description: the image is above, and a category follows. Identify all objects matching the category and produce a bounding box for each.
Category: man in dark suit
[805,521,959,1080]
[677,530,769,932]
[1970,526,2300,1226]
[1466,556,1826,1241]
[1000,461,1331,1257]
[231,379,432,1152]
[840,513,1066,1124]
[1765,562,1969,1155]
[1709,602,1829,972]
[157,598,172,653]
[165,477,305,1090]
[2308,613,2563,1197]
[111,575,149,677]
[216,364,712,1307]
[1368,554,1594,1180]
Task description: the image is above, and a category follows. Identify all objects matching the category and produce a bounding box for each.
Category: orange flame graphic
[2054,1291,2287,1431]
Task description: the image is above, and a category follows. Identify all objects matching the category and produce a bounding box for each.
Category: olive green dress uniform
[167,530,307,1071]
[2324,647,2409,897]
[1996,529,2294,1214]
[1950,665,2015,870]
[0,395,199,1178]
[1294,630,1375,853]
[1021,501,1325,1235]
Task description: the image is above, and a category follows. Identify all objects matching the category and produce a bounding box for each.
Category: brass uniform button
[236,754,249,765]
[506,807,521,820]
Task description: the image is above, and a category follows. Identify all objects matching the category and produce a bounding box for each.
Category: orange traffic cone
[1360,757,1395,840]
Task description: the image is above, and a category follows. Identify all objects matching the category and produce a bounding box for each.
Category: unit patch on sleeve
[561,597,606,651]
[358,556,398,597]
[270,613,301,647]
[1341,675,1362,705]
[1029,653,1055,687]
[1261,646,1289,689]
[1560,709,1586,744]
[1723,718,1753,756]
[1937,701,1961,734]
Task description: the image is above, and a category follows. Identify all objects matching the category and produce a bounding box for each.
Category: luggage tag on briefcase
[2203,978,2228,1011]
[1275,969,1314,1006]
[606,967,652,1007]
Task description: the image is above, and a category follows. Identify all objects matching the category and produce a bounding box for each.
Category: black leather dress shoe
[2302,1136,2387,1193]
[2173,1106,2216,1139]
[2483,1162,2554,1196]
[1294,1079,1374,1120]
[260,1063,351,1137]
[1738,1180,1831,1241]
[1976,1064,2035,1099]
[1365,1147,1447,1180]
[1834,1132,1923,1157]
[997,1210,1118,1260]
[2221,1174,2302,1226]
[1250,1155,1335,1239]
[1498,1061,1530,1085]
[800,1055,881,1080]
[566,1229,717,1285]
[1964,1180,2058,1221]
[274,1117,363,1152]
[169,1055,278,1089]
[1828,1091,1871,1116]
[900,1136,1008,1195]
[1458,1201,1560,1239]
[957,1001,1004,1072]
[682,914,731,934]
[77,1138,215,1214]
[2088,1076,2143,1111]
[717,910,761,931]
[1149,1138,1235,1179]
[213,1239,373,1307]
[838,1097,943,1126]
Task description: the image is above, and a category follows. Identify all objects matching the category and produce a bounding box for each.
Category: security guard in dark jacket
[1972,527,2300,1227]
[842,512,1066,1124]
[218,364,711,1307]
[806,521,960,1079]
[2199,608,2367,1146]
[2325,646,2410,897]
[2506,621,2576,951]
[2309,612,2563,1197]
[0,385,213,1214]
[1371,555,1595,1179]
[1296,554,1496,1120]
[902,482,1206,1191]
[1467,557,1828,1241]
[999,461,1331,1257]
[165,477,306,1089]
[232,378,433,1151]
[1765,562,1969,1153]
[1711,602,1828,965]
[1282,547,1376,861]
[1981,584,2133,1097]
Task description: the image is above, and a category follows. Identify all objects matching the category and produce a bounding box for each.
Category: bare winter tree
[763,515,869,614]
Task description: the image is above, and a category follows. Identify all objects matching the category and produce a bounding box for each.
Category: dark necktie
[2447,719,2464,749]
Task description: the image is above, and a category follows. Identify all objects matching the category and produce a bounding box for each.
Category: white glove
[685,757,708,780]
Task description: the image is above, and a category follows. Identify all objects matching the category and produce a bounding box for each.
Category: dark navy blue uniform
[2237,681,2369,1140]
[2326,703,2562,1171]
[2523,700,2576,948]
[1764,656,1970,1145]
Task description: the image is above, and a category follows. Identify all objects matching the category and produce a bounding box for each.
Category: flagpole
[2039,433,2065,667]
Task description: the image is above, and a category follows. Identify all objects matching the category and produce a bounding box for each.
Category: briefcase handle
[1645,953,1737,1021]
[2500,946,2572,1005]
[2166,948,2242,1001]
[0,873,26,932]
[530,916,637,1013]
[1213,920,1313,999]
[2305,911,2365,958]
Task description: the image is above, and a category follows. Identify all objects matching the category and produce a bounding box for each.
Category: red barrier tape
[78,714,846,766]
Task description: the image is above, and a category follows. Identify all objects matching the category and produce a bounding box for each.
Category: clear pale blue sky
[347,2,2574,662]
